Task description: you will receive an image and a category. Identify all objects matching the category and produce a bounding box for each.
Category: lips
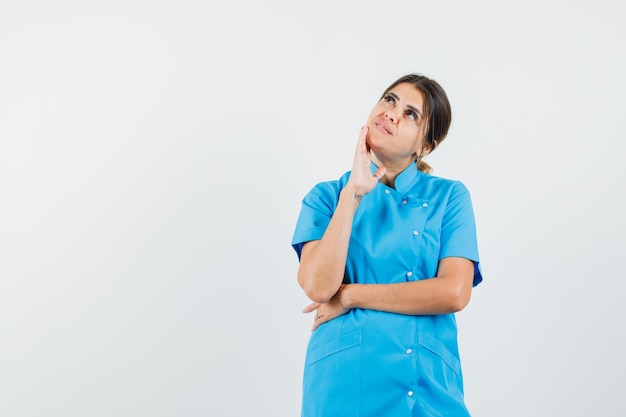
[375,120,392,135]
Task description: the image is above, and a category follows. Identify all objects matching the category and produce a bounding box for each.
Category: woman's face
[366,82,430,167]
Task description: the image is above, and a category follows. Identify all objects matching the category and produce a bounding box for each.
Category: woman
[291,73,482,417]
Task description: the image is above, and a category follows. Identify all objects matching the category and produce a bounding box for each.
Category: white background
[1,1,625,416]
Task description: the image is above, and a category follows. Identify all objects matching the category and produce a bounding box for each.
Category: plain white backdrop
[1,1,624,416]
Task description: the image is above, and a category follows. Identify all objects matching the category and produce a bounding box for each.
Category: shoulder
[303,170,351,197]
[301,170,351,205]
[417,172,471,198]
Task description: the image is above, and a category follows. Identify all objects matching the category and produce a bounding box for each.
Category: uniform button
[422,202,428,207]
[402,199,408,205]
[408,391,414,397]
[406,348,412,354]
[406,271,413,277]
[413,230,419,236]
[384,189,390,195]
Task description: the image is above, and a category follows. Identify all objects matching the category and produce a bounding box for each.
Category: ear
[420,139,437,156]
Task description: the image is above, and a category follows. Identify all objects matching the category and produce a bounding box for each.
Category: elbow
[303,287,334,304]
[298,273,336,303]
[447,287,472,313]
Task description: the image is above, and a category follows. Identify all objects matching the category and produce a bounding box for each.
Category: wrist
[339,284,357,308]
[341,184,364,205]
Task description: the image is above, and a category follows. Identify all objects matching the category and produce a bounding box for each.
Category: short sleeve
[439,182,483,287]
[291,181,341,259]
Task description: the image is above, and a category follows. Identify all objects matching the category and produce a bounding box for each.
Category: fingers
[303,303,324,331]
[302,302,321,313]
[373,167,386,180]
[356,125,369,155]
[311,313,327,331]
[360,125,368,141]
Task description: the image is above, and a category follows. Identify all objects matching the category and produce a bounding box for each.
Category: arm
[297,126,386,303]
[296,191,358,303]
[340,256,474,315]
[306,257,474,330]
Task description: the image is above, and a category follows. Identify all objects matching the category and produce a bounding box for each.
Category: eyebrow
[406,104,422,118]
[388,92,422,118]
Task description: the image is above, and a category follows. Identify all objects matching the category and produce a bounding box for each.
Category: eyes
[405,109,419,121]
[382,94,420,122]
[383,94,396,105]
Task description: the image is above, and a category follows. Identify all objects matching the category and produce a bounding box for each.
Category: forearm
[340,259,474,315]
[297,185,361,302]
[341,280,467,315]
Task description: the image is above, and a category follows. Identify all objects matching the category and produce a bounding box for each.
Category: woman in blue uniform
[292,73,483,417]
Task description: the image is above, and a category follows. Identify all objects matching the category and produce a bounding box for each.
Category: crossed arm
[300,236,474,330]
[297,179,474,331]
[297,126,475,330]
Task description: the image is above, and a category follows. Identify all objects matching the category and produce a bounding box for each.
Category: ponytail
[417,160,433,174]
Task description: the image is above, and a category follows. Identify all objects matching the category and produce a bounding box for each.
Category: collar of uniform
[370,161,420,193]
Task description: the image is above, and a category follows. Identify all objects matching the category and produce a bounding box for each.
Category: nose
[384,109,399,123]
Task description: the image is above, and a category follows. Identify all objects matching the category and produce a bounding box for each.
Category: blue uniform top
[292,162,482,417]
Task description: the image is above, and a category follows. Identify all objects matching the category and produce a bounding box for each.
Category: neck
[371,155,414,189]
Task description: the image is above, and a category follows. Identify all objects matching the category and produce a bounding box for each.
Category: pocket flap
[306,330,362,366]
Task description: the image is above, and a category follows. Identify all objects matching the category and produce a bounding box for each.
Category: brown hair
[381,74,452,173]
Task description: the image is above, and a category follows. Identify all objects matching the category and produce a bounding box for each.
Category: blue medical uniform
[292,162,483,417]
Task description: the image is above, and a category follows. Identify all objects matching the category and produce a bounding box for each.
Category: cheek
[366,109,381,127]
[403,129,426,149]
[368,105,382,119]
